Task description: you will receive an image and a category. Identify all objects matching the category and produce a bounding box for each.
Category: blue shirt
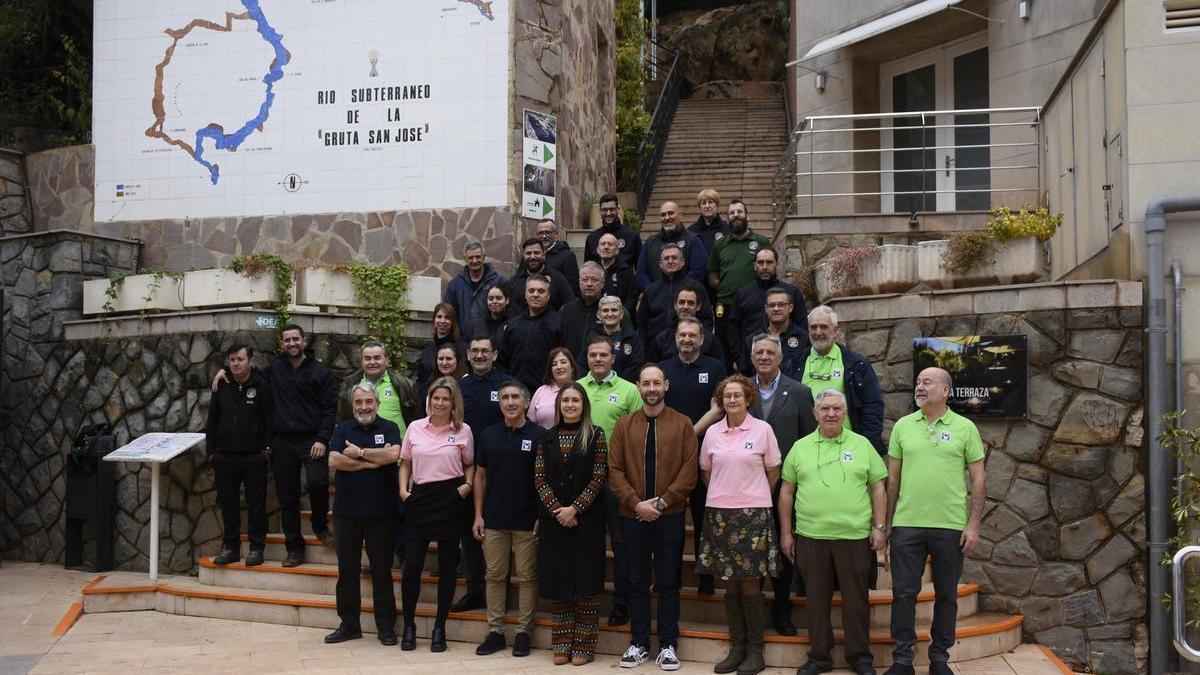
[460,367,511,436]
[476,419,546,531]
[659,355,727,423]
[330,418,402,519]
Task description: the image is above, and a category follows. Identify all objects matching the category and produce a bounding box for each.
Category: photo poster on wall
[912,335,1028,418]
[521,108,557,220]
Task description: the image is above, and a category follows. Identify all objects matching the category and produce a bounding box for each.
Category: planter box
[83,274,185,315]
[182,268,292,308]
[295,268,441,313]
[918,236,1043,289]
[815,244,918,301]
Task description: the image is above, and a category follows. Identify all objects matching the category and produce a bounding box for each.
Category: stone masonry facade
[831,282,1146,673]
[0,148,33,235]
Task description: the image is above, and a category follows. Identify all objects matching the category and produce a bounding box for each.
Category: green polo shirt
[888,407,986,530]
[782,428,886,540]
[707,231,771,304]
[578,371,643,439]
[365,372,407,437]
[801,344,851,431]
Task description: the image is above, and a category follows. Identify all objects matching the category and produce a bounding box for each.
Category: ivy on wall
[614,0,649,189]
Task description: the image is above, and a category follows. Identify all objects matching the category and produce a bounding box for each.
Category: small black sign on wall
[912,335,1028,419]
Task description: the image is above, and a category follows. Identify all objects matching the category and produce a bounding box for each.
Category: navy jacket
[268,350,338,444]
[497,309,565,393]
[444,263,506,342]
[585,221,642,269]
[729,276,808,343]
[544,240,581,298]
[635,228,708,292]
[798,344,886,456]
[687,215,731,255]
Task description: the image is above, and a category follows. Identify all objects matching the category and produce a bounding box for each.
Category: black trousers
[402,537,460,627]
[272,438,330,553]
[459,504,484,597]
[623,511,685,650]
[602,485,630,607]
[212,451,269,552]
[890,526,964,665]
[770,482,803,607]
[688,478,714,589]
[334,516,397,632]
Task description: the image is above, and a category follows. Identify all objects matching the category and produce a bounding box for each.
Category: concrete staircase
[645,94,790,224]
[82,496,1023,668]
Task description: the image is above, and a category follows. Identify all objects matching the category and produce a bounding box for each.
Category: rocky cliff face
[659,1,788,87]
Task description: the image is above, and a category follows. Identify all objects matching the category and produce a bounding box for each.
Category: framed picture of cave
[912,335,1027,418]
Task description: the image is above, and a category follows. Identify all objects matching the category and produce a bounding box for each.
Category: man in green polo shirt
[778,389,885,675]
[707,199,770,369]
[798,305,885,455]
[578,334,643,626]
[884,367,986,675]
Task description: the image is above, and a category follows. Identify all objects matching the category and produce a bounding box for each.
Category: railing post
[1173,546,1200,664]
[809,119,815,215]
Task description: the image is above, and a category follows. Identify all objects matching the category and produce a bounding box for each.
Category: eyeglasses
[817,443,846,488]
[807,371,833,381]
[766,302,792,309]
[468,348,493,355]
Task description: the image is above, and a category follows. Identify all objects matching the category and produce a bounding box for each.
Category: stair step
[202,555,958,629]
[82,573,1022,668]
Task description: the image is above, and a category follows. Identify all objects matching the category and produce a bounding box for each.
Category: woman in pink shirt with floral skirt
[694,374,781,675]
[398,376,475,652]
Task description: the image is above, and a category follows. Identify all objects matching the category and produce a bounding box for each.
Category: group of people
[202,192,987,675]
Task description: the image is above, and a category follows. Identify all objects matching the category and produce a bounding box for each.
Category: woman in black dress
[416,302,465,388]
[534,382,608,666]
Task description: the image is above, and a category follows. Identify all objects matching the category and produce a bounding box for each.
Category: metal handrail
[634,42,684,217]
[770,117,805,234]
[1173,545,1200,663]
[790,106,1041,215]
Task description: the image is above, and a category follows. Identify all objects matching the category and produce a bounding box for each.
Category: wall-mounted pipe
[1146,195,1200,675]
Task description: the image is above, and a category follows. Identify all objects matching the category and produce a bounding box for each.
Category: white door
[881,33,989,213]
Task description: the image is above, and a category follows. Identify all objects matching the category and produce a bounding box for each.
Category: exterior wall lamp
[1018,0,1032,20]
[815,71,827,92]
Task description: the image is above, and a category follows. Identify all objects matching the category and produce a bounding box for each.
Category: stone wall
[830,281,1146,674]
[18,1,616,283]
[0,148,32,235]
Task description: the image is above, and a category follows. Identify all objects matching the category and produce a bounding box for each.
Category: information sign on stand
[105,432,206,580]
[521,109,557,220]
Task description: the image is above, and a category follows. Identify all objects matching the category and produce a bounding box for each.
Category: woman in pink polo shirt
[695,374,781,675]
[529,347,578,429]
[398,376,475,652]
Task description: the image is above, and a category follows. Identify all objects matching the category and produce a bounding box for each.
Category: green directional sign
[543,145,554,163]
[542,198,553,216]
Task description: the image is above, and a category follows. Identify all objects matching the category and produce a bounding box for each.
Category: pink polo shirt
[699,414,781,508]
[529,383,562,430]
[400,417,474,485]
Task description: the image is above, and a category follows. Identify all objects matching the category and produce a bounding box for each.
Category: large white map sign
[104,432,206,463]
[93,0,509,222]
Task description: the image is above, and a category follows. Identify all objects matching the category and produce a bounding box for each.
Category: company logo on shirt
[490,390,499,402]
[448,435,457,443]
[842,451,853,462]
[623,343,633,356]
[744,441,754,449]
[521,439,532,452]
[787,336,799,348]
[698,372,709,384]
[940,430,952,442]
[375,434,386,444]
[384,389,393,397]
[618,239,626,249]
[831,369,842,378]
[748,241,760,252]
[608,393,619,403]
[246,388,257,399]
[714,232,724,241]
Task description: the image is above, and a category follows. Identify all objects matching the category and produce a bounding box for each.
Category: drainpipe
[1174,260,1185,484]
[1147,195,1200,675]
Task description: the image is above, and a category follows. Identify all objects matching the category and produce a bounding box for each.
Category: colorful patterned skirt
[695,506,779,580]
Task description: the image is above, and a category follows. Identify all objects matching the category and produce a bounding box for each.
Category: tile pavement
[0,562,1069,674]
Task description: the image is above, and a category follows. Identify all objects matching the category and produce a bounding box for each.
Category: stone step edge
[83,575,1023,646]
[200,556,972,608]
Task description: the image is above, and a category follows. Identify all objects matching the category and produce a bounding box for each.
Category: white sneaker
[656,646,680,671]
[620,644,649,668]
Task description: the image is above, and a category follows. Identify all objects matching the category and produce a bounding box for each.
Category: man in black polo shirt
[452,335,511,612]
[472,380,544,658]
[658,317,726,596]
[323,382,402,646]
[206,343,272,567]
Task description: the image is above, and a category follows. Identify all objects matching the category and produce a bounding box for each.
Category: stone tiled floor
[0,562,1069,674]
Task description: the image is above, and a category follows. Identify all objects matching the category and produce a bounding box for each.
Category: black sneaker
[212,549,239,565]
[512,632,531,657]
[244,549,264,567]
[884,664,915,675]
[324,625,362,644]
[796,662,832,675]
[282,550,305,568]
[476,631,506,655]
[316,529,336,548]
[607,603,630,626]
[773,607,798,636]
[853,663,875,675]
[451,593,485,612]
[928,662,953,675]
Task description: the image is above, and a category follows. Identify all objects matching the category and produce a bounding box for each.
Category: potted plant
[182,254,295,326]
[83,270,184,315]
[918,204,1061,289]
[814,243,918,300]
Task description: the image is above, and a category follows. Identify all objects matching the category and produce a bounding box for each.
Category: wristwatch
[654,497,667,512]
[357,447,365,459]
[873,523,888,533]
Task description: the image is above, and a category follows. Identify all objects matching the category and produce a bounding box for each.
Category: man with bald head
[636,200,707,291]
[883,367,986,675]
[596,232,637,313]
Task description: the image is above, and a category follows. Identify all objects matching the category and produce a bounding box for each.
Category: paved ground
[0,562,1068,674]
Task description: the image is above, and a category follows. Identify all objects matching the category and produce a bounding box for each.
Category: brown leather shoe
[281,550,304,568]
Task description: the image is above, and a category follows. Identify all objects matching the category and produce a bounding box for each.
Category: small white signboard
[104,432,206,581]
[104,432,205,463]
[521,108,557,220]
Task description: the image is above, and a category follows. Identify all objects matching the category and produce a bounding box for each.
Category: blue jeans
[622,511,685,650]
[889,526,964,665]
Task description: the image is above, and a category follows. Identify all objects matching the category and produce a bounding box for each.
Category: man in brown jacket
[609,363,699,671]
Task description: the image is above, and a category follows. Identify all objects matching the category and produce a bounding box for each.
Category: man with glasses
[454,335,512,612]
[747,334,816,636]
[737,287,809,376]
[585,193,641,269]
[729,246,806,347]
[536,219,581,298]
[797,306,885,457]
[778,389,886,675]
